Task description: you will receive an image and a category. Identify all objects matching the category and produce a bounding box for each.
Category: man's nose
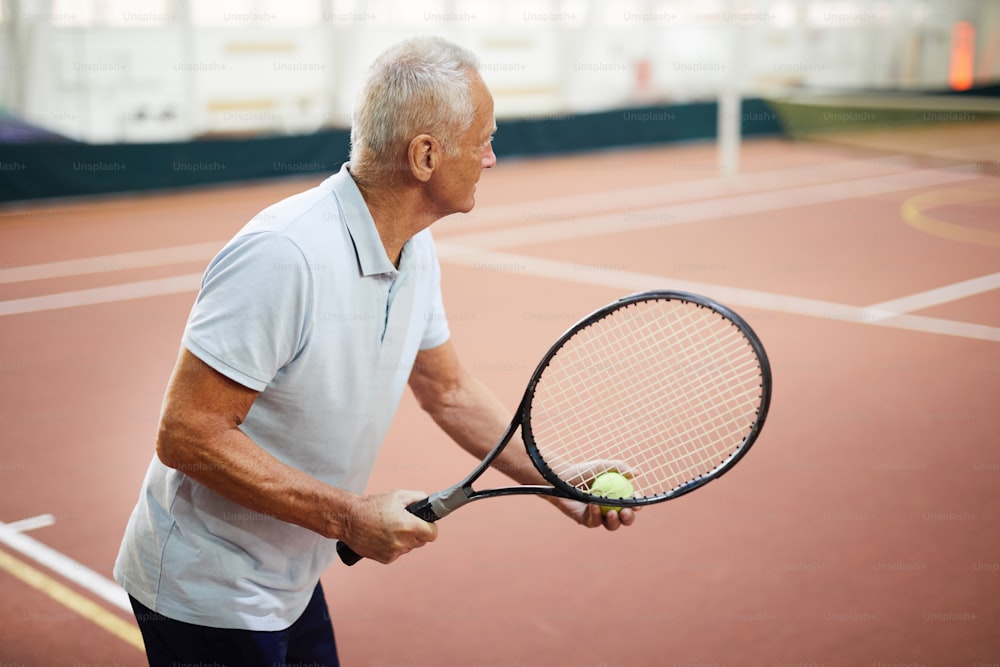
[482,143,497,169]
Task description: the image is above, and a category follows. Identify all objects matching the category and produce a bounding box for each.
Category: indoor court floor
[1,131,998,666]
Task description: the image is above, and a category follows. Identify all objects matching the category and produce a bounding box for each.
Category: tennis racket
[337,290,771,565]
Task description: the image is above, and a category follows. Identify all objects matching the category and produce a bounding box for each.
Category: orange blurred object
[949,21,975,91]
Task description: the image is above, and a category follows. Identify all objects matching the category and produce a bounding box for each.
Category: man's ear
[407,134,439,183]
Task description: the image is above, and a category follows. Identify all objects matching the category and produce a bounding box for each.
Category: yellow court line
[0,547,145,652]
[901,188,1000,248]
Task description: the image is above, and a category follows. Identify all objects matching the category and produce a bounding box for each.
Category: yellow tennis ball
[589,471,634,514]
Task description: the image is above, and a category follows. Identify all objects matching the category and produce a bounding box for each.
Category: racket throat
[417,408,524,521]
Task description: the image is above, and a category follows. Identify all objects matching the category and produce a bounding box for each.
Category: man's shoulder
[246,180,339,233]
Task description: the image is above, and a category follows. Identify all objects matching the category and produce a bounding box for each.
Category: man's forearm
[158,421,356,539]
[422,370,546,486]
[155,348,356,540]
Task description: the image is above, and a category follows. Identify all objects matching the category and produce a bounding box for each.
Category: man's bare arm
[155,347,437,562]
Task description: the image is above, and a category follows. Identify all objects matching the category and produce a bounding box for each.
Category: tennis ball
[589,471,634,514]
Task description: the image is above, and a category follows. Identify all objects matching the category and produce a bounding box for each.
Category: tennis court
[1,120,998,665]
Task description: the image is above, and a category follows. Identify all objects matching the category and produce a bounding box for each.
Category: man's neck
[351,166,439,267]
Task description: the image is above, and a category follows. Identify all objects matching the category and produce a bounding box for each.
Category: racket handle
[336,541,364,566]
[337,496,442,566]
[405,497,442,523]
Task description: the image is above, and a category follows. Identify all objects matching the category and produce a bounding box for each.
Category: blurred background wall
[2,0,998,144]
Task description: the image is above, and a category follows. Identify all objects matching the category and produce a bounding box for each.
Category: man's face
[430,72,497,216]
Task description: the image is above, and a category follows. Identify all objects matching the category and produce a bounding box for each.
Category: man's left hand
[549,497,638,531]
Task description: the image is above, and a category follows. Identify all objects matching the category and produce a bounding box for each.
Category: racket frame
[521,290,771,508]
[415,290,771,519]
[337,290,771,564]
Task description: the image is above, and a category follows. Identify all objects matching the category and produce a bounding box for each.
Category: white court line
[1,244,996,343]
[437,243,860,318]
[871,312,1000,342]
[864,272,1000,321]
[0,273,203,317]
[3,513,56,533]
[0,162,993,341]
[0,157,960,287]
[437,243,1000,343]
[443,165,980,250]
[439,154,917,230]
[0,241,219,285]
[0,515,132,612]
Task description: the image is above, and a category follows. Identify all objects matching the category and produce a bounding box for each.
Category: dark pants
[129,582,340,667]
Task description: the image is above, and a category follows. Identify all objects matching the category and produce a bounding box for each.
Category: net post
[718,4,744,177]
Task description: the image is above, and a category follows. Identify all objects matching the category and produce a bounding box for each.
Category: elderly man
[115,35,635,666]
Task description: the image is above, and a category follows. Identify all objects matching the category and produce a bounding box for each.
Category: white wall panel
[1,0,996,143]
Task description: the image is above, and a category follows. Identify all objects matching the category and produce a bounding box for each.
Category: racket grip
[336,497,442,566]
[336,541,363,566]
[405,497,442,523]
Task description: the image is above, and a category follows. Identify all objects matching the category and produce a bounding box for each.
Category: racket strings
[611,308,755,485]
[529,298,764,500]
[641,310,762,482]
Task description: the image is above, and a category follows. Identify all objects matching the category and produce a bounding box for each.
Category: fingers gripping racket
[337,290,771,565]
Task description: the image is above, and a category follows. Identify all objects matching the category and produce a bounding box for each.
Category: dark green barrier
[0,130,351,203]
[495,98,781,157]
[0,98,782,204]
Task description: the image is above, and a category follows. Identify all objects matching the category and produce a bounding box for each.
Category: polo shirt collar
[330,163,398,277]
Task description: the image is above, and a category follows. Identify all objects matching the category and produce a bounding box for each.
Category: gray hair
[349,36,480,166]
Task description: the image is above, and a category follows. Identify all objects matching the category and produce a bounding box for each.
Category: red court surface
[1,136,998,666]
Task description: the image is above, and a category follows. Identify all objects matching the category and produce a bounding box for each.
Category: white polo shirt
[114,164,450,630]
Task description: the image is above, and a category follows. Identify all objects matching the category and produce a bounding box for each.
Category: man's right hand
[340,489,438,564]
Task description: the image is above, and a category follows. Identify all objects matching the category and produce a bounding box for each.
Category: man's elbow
[412,382,456,418]
[155,415,198,472]
[411,370,465,419]
[408,342,469,418]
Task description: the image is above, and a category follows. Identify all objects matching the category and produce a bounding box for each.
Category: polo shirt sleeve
[419,237,450,351]
[421,286,450,350]
[182,232,313,391]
